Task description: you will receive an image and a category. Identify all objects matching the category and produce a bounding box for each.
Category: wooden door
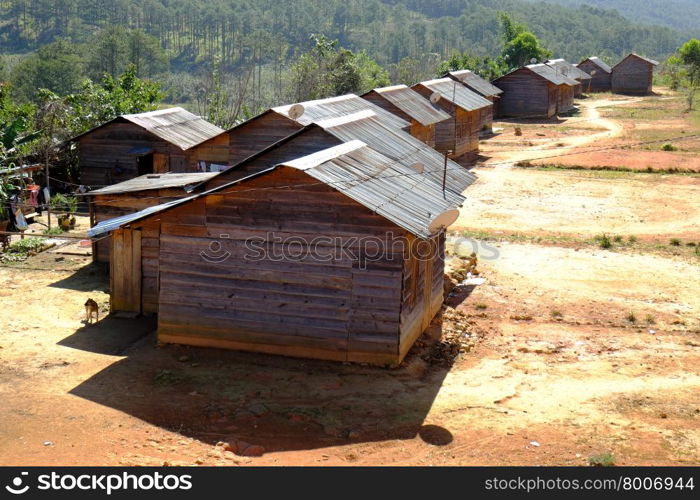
[110,228,142,313]
[153,153,168,173]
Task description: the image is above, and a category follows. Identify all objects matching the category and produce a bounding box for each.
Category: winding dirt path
[482,97,640,167]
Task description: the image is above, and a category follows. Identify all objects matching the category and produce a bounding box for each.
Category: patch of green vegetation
[628,235,638,244]
[1,237,52,262]
[153,369,186,387]
[661,143,677,151]
[474,303,488,310]
[645,314,656,325]
[43,226,65,236]
[589,452,616,467]
[551,310,563,319]
[626,312,637,324]
[518,162,700,176]
[613,235,623,243]
[670,238,682,246]
[596,234,613,249]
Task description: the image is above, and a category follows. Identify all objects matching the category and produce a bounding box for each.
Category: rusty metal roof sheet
[273,94,409,131]
[279,140,465,238]
[578,56,612,74]
[446,70,503,97]
[68,107,224,150]
[613,53,660,69]
[88,172,218,195]
[545,59,592,81]
[367,85,450,126]
[315,110,476,197]
[416,78,492,111]
[524,64,578,86]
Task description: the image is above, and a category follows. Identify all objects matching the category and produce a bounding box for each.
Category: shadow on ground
[49,262,109,292]
[66,315,455,454]
[58,315,157,355]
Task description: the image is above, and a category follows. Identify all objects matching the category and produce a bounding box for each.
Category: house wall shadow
[49,262,109,292]
[67,314,455,454]
[58,315,157,355]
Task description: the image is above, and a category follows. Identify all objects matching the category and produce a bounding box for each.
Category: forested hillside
[533,0,700,34]
[0,0,683,69]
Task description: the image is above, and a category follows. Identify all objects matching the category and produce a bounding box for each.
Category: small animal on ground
[84,298,99,323]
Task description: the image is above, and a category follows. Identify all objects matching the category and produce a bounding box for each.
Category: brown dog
[84,299,99,323]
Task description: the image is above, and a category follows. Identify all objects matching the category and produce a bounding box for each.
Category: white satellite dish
[288,103,305,120]
[530,57,538,64]
[429,209,460,233]
[409,162,424,174]
[561,67,569,76]
[429,92,442,104]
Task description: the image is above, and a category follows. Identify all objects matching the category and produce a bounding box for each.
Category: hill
[531,0,700,35]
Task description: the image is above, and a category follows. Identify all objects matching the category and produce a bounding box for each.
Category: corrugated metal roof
[545,59,591,81]
[416,78,492,111]
[369,85,450,126]
[88,172,218,195]
[613,53,660,69]
[273,94,409,131]
[524,64,578,86]
[314,110,477,197]
[279,141,465,239]
[68,107,224,150]
[88,168,276,238]
[121,108,224,150]
[578,56,612,74]
[447,70,503,97]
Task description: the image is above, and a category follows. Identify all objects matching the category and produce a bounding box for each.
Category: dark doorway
[137,153,154,176]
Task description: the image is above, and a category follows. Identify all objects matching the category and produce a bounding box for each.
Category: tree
[288,34,387,101]
[11,40,84,102]
[502,31,552,69]
[667,39,700,110]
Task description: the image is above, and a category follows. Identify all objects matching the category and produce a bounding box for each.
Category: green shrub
[589,452,616,467]
[613,235,623,243]
[661,143,677,151]
[5,237,48,255]
[626,312,637,323]
[49,193,78,214]
[628,236,637,244]
[43,226,65,236]
[669,238,681,246]
[596,234,612,249]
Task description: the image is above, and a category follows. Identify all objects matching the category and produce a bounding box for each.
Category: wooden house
[493,64,576,118]
[411,78,492,163]
[611,53,659,95]
[443,70,503,131]
[361,85,450,148]
[87,111,476,323]
[545,59,592,97]
[206,94,410,166]
[89,140,468,365]
[70,107,224,188]
[577,57,612,92]
[87,172,217,266]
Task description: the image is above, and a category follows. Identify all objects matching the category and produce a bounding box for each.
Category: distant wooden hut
[70,108,224,188]
[87,172,216,267]
[89,140,469,365]
[411,78,492,163]
[545,59,592,97]
[493,64,576,118]
[443,70,503,132]
[361,85,450,148]
[612,53,659,95]
[196,95,409,167]
[577,57,612,92]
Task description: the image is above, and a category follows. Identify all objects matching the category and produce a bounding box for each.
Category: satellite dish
[561,67,569,76]
[409,162,424,174]
[429,92,442,104]
[530,58,538,64]
[429,209,460,233]
[288,103,305,120]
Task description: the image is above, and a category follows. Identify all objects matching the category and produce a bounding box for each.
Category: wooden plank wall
[578,61,611,92]
[398,233,445,363]
[92,187,189,263]
[494,70,556,118]
[612,58,654,95]
[110,228,142,313]
[156,168,408,364]
[409,121,436,148]
[228,112,304,166]
[558,85,575,114]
